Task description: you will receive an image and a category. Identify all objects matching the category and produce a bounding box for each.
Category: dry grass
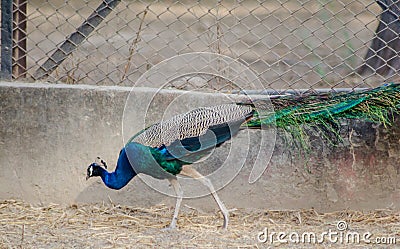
[0,200,399,248]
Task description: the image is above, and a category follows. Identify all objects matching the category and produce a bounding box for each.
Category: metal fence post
[13,0,28,79]
[1,0,13,80]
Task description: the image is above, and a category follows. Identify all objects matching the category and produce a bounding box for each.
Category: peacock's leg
[165,177,183,230]
[180,165,229,229]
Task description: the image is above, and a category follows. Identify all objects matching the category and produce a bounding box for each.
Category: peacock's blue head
[85,151,136,190]
[86,162,105,180]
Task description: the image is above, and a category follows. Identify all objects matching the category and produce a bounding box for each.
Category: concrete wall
[0,82,399,212]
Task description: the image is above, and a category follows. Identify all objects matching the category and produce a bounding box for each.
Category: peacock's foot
[161,225,178,231]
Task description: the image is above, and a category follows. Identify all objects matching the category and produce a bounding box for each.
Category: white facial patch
[89,166,93,176]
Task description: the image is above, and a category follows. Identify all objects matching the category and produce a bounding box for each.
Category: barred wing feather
[128,104,254,149]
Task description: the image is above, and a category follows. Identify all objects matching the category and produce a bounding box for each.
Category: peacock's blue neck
[99,148,137,190]
[96,142,182,189]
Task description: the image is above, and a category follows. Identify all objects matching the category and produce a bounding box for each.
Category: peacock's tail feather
[245,83,400,147]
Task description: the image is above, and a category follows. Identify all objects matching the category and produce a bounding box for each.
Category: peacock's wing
[158,118,246,163]
[128,104,254,163]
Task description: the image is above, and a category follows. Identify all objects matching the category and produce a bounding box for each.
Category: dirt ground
[0,200,398,248]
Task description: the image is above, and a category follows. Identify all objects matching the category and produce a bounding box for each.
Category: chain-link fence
[2,0,400,92]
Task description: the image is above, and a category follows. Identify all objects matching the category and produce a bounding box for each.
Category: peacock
[86,83,400,230]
